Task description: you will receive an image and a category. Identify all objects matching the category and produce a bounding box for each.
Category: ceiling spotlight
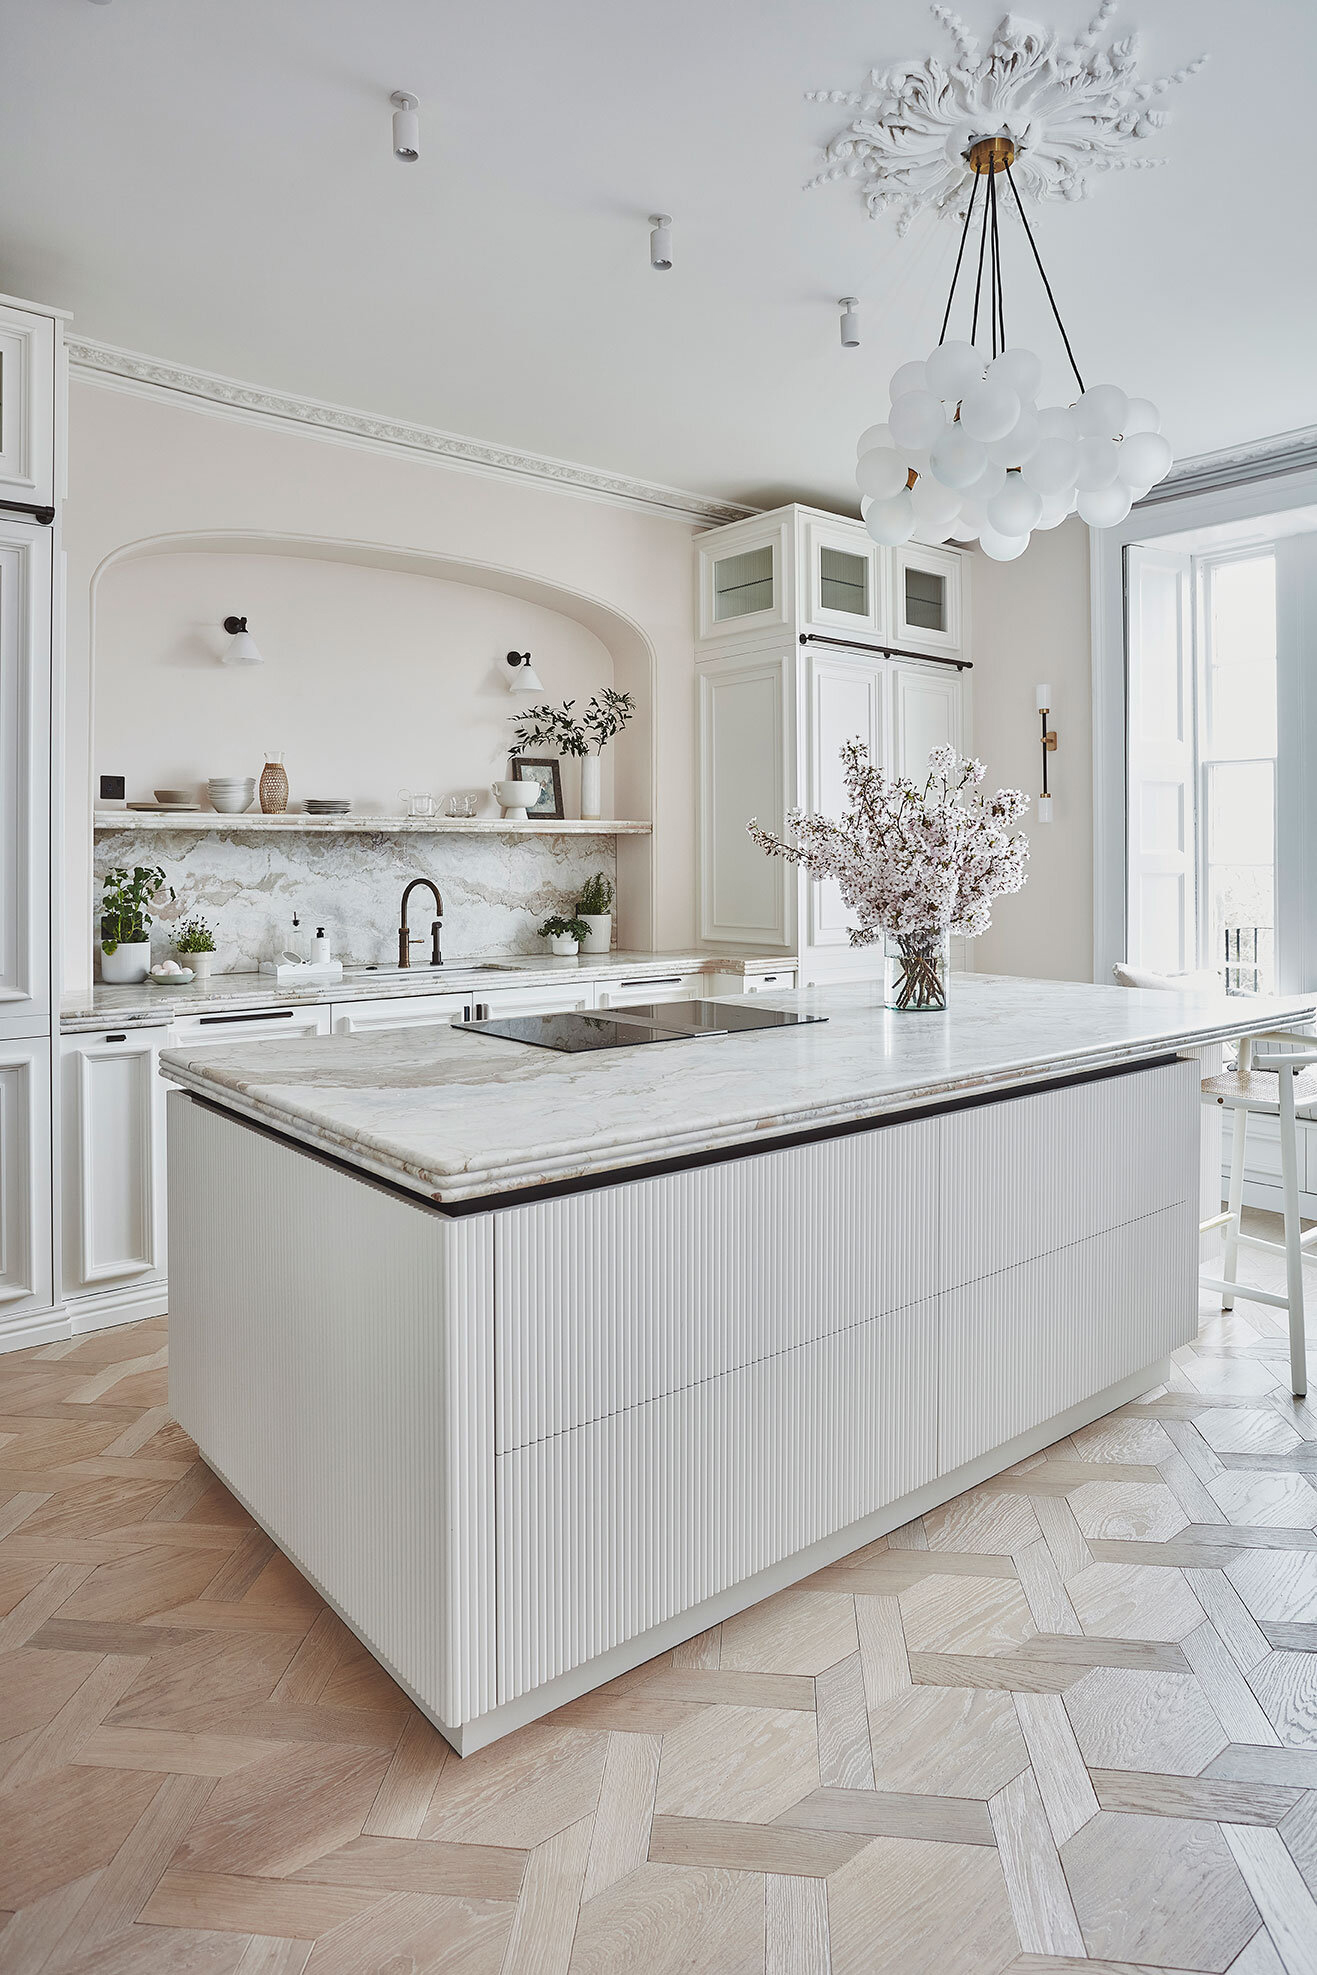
[221,615,264,666]
[391,91,420,163]
[649,214,672,271]
[839,297,860,348]
[505,651,545,694]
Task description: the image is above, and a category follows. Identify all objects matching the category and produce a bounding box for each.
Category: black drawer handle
[103,1032,127,1043]
[622,976,682,987]
[198,1009,297,1026]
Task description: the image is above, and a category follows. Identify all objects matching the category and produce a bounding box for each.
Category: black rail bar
[0,497,55,525]
[799,633,972,672]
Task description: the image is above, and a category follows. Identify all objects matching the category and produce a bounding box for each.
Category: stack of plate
[304,798,352,814]
[208,776,256,814]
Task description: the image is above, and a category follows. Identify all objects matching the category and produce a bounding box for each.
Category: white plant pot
[549,935,580,956]
[579,913,611,954]
[100,938,151,985]
[185,951,213,985]
[580,754,602,821]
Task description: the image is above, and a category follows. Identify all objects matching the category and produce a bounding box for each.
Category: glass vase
[259,753,289,815]
[884,931,950,1012]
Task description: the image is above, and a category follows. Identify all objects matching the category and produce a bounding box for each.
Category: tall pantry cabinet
[695,504,972,982]
[0,294,65,1343]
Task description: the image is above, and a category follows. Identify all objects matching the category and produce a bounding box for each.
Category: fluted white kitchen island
[159,974,1313,1753]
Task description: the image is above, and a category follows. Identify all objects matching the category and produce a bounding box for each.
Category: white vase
[100,939,151,985]
[186,951,213,985]
[549,935,580,956]
[579,913,611,954]
[580,753,602,821]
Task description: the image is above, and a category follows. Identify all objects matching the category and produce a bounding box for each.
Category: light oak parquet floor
[0,1210,1315,1973]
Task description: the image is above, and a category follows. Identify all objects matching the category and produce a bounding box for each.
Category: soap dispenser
[312,926,332,966]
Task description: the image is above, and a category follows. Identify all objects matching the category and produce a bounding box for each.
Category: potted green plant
[576,871,614,954]
[98,865,172,984]
[539,912,591,958]
[513,689,635,820]
[174,913,217,985]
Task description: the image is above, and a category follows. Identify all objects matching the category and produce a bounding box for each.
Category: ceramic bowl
[154,788,193,805]
[208,791,255,813]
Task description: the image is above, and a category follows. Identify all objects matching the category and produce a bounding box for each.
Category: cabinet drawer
[741,970,796,995]
[594,972,701,1009]
[332,992,473,1035]
[496,1298,937,1701]
[169,1004,331,1052]
[484,982,595,1016]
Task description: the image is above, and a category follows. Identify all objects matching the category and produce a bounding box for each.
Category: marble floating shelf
[93,811,652,836]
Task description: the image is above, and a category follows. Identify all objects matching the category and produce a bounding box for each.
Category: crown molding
[66,336,756,528]
[1138,424,1317,506]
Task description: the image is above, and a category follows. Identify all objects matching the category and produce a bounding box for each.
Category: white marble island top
[157,975,1317,1208]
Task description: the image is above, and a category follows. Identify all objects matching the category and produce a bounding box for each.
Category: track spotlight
[839,297,860,348]
[391,92,420,163]
[649,214,673,271]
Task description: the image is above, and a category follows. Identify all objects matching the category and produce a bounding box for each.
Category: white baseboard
[0,1279,168,1355]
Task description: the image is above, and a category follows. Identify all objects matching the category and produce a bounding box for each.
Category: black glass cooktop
[454,998,827,1053]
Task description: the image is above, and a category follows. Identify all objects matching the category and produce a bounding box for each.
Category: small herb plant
[514,689,636,758]
[99,865,172,953]
[577,872,614,916]
[174,915,216,955]
[539,913,591,944]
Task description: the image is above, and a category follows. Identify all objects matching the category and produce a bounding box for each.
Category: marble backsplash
[94,829,618,973]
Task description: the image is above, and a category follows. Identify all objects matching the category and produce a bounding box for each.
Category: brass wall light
[1036,683,1056,821]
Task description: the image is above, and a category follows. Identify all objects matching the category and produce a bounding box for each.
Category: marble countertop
[61,951,791,1032]
[157,974,1317,1207]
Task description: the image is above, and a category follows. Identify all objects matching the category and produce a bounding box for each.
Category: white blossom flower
[748,742,1030,947]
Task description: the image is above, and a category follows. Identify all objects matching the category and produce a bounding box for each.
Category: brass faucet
[398,878,443,968]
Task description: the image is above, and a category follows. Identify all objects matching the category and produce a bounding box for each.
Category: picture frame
[510,755,563,820]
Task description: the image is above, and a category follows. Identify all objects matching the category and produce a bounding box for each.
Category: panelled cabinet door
[0,1035,52,1326]
[699,652,793,947]
[891,659,962,780]
[0,304,57,510]
[60,1030,167,1296]
[808,653,883,947]
[697,519,790,642]
[332,991,474,1034]
[892,544,962,653]
[804,519,881,634]
[0,522,53,1023]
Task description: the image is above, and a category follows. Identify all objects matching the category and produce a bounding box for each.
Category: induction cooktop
[453,998,827,1053]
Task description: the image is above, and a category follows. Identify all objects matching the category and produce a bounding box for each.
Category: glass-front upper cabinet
[698,516,791,642]
[805,519,881,634]
[0,301,58,512]
[893,544,962,653]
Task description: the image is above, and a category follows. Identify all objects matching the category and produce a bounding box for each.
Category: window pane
[1206,759,1274,993]
[819,546,868,616]
[713,545,774,621]
[1207,556,1276,759]
[905,566,945,631]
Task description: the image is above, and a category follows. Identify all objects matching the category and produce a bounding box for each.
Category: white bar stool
[1201,1030,1316,1397]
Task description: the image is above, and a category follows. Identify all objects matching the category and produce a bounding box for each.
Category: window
[1199,555,1276,991]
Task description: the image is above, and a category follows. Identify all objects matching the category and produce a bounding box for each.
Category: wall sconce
[1036,683,1057,822]
[505,650,545,693]
[221,615,264,666]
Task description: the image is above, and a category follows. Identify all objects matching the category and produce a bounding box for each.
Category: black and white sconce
[505,650,545,694]
[839,297,860,348]
[221,616,264,666]
[649,214,673,271]
[1036,683,1057,821]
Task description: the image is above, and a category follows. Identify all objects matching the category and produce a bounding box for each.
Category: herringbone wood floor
[1,1219,1316,1974]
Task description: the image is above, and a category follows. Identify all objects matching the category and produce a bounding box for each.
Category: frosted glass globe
[1076,437,1120,491]
[856,446,909,501]
[925,339,982,402]
[1075,384,1130,440]
[1036,406,1079,439]
[911,519,955,546]
[978,526,1030,562]
[990,405,1040,468]
[959,382,1020,443]
[1035,493,1074,529]
[864,489,916,546]
[1122,397,1161,436]
[988,477,1043,537]
[930,430,987,489]
[856,421,893,458]
[989,347,1042,402]
[889,358,928,402]
[1117,430,1173,488]
[889,390,947,451]
[911,474,962,530]
[955,496,987,540]
[1021,437,1079,495]
[1077,483,1133,527]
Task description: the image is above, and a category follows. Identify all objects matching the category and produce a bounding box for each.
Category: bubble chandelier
[858,134,1172,561]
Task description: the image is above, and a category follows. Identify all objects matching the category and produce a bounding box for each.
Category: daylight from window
[1201,554,1276,991]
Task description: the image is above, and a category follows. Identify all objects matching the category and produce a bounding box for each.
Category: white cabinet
[808,653,883,948]
[698,651,793,949]
[0,521,53,1027]
[892,656,963,774]
[169,1004,333,1054]
[697,513,791,641]
[332,991,475,1034]
[0,1034,52,1330]
[0,301,58,513]
[893,543,963,654]
[805,517,883,635]
[594,971,702,1008]
[485,980,595,1017]
[60,1028,167,1300]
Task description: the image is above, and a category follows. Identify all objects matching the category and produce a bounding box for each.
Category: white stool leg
[1278,1067,1308,1398]
[1221,1103,1248,1312]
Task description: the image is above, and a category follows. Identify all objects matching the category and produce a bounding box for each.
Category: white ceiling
[4,0,1313,511]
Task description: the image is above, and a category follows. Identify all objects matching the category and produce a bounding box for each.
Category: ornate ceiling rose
[807,2,1207,233]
